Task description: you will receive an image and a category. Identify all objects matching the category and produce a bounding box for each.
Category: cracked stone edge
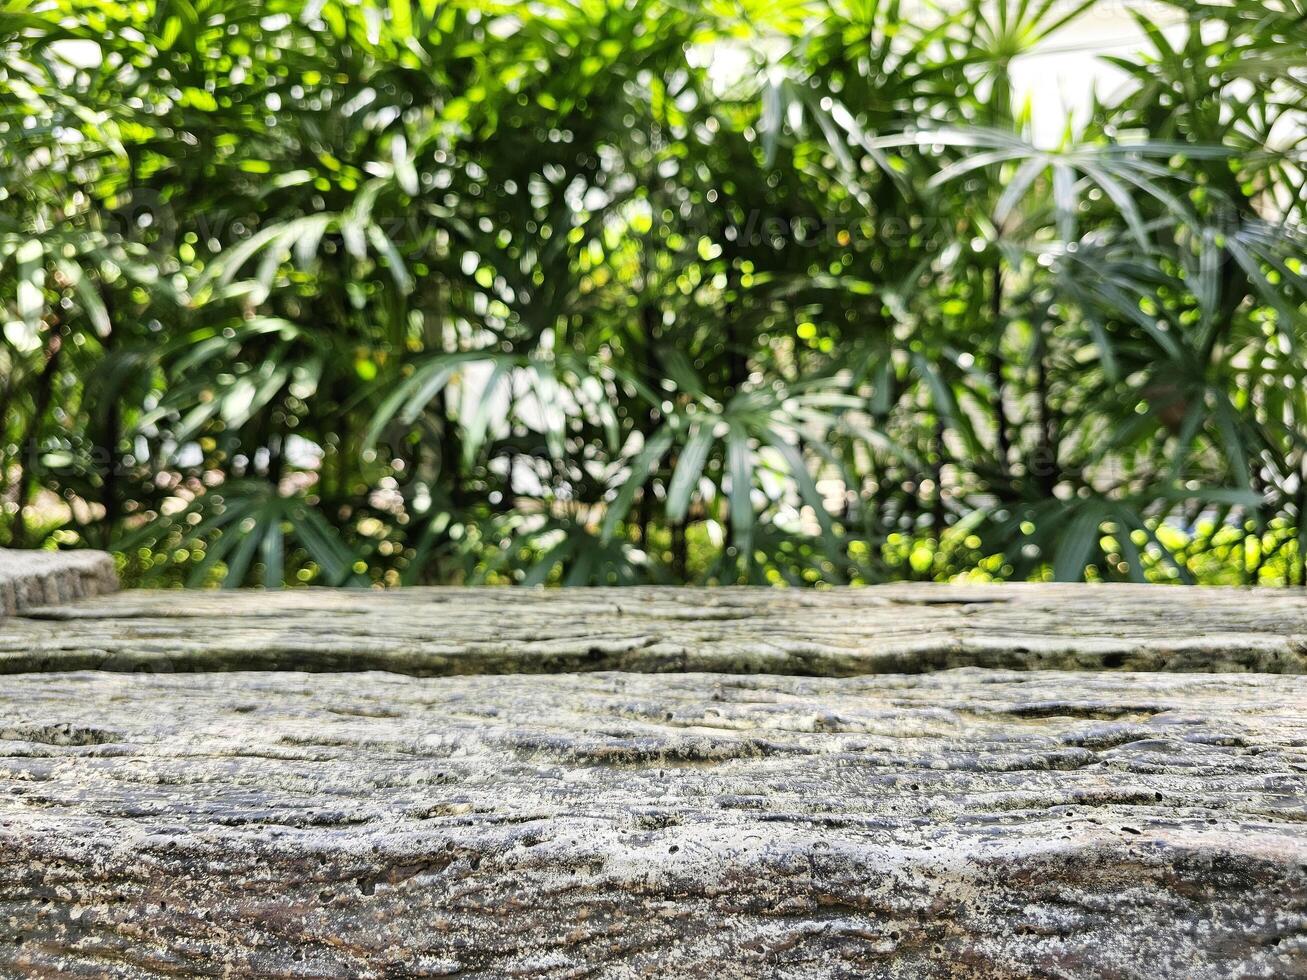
[0,549,118,616]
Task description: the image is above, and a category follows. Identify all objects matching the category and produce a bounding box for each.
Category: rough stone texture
[0,548,117,617]
[1,584,1306,977]
[5,582,1307,675]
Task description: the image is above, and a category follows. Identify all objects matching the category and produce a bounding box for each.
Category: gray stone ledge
[3,581,1306,976]
[0,548,117,616]
[0,667,1303,977]
[4,582,1307,675]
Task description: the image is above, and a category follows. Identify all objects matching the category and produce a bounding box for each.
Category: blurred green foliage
[1,0,1305,587]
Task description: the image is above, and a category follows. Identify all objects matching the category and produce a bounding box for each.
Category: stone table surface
[0,565,1304,977]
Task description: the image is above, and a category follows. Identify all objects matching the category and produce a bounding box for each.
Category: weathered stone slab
[0,548,117,616]
[1,584,1305,977]
[4,583,1307,675]
[1,667,1304,977]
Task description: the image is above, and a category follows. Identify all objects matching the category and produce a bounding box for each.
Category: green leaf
[1053,507,1103,583]
[600,426,674,543]
[389,0,414,38]
[666,420,713,522]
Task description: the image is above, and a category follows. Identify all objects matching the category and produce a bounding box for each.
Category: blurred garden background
[1,0,1304,588]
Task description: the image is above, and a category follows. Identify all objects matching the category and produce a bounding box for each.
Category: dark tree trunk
[1033,321,1060,499]
[989,264,1012,481]
[11,326,64,549]
[98,286,121,547]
